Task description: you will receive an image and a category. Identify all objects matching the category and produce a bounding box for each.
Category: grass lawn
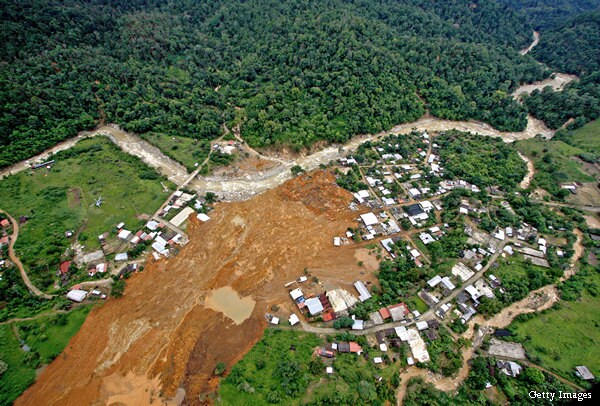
[0,306,91,405]
[141,132,210,172]
[0,137,173,291]
[509,270,600,381]
[515,138,594,183]
[570,119,600,154]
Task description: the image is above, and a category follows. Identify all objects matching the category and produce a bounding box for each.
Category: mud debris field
[17,171,376,406]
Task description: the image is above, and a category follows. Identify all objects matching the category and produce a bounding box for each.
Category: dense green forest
[0,0,546,168]
[519,7,600,129]
[498,0,600,29]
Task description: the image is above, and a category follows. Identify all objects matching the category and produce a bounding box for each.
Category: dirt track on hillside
[0,209,53,299]
[16,171,373,406]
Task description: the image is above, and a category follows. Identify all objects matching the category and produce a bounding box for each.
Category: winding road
[0,209,54,299]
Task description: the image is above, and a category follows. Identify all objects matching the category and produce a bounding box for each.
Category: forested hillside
[522,10,600,129]
[0,0,545,168]
[499,1,600,130]
[498,0,600,29]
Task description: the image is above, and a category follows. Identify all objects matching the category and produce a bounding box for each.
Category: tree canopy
[0,0,547,168]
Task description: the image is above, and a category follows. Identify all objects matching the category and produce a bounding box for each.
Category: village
[255,130,592,384]
[0,128,594,400]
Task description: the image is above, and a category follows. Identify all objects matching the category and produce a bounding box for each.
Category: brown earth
[68,187,81,208]
[16,171,368,406]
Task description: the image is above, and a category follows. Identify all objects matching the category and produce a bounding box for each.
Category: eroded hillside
[16,171,371,405]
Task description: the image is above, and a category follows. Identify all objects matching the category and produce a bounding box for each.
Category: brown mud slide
[17,171,366,406]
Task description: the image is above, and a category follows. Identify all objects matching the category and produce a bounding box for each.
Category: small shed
[67,289,87,303]
[575,366,595,381]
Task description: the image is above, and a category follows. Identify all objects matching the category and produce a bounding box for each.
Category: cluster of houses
[317,341,363,359]
[66,287,107,303]
[213,140,241,155]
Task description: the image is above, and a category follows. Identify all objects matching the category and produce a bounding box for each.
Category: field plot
[0,138,172,290]
[509,270,600,380]
[141,133,211,172]
[570,119,600,153]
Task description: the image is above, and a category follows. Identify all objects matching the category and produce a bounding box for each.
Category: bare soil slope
[16,171,364,406]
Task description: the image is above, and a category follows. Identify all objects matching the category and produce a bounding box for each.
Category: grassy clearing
[570,119,600,153]
[16,306,91,364]
[218,329,398,405]
[141,132,211,172]
[219,329,321,406]
[515,137,594,199]
[0,306,91,405]
[0,137,173,291]
[0,325,35,406]
[509,269,600,381]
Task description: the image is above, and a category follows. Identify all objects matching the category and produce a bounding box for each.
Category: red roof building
[379,307,391,320]
[59,261,72,275]
[349,342,362,353]
[322,311,335,322]
[0,219,10,228]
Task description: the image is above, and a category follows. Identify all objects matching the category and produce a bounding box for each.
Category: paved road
[0,209,54,299]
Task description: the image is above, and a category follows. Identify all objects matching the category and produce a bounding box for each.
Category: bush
[110,279,126,298]
[214,361,227,376]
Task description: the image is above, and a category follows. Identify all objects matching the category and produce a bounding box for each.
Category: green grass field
[516,138,593,183]
[218,329,398,405]
[0,306,91,405]
[570,119,600,154]
[0,137,173,290]
[509,270,600,381]
[141,133,210,172]
[16,306,91,364]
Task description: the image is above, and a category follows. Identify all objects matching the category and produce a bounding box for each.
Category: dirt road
[0,310,68,326]
[520,31,540,55]
[518,152,535,189]
[0,209,54,299]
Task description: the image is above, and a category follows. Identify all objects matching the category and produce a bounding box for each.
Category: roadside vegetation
[503,232,600,383]
[0,306,91,405]
[404,359,575,405]
[0,137,171,291]
[516,137,594,198]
